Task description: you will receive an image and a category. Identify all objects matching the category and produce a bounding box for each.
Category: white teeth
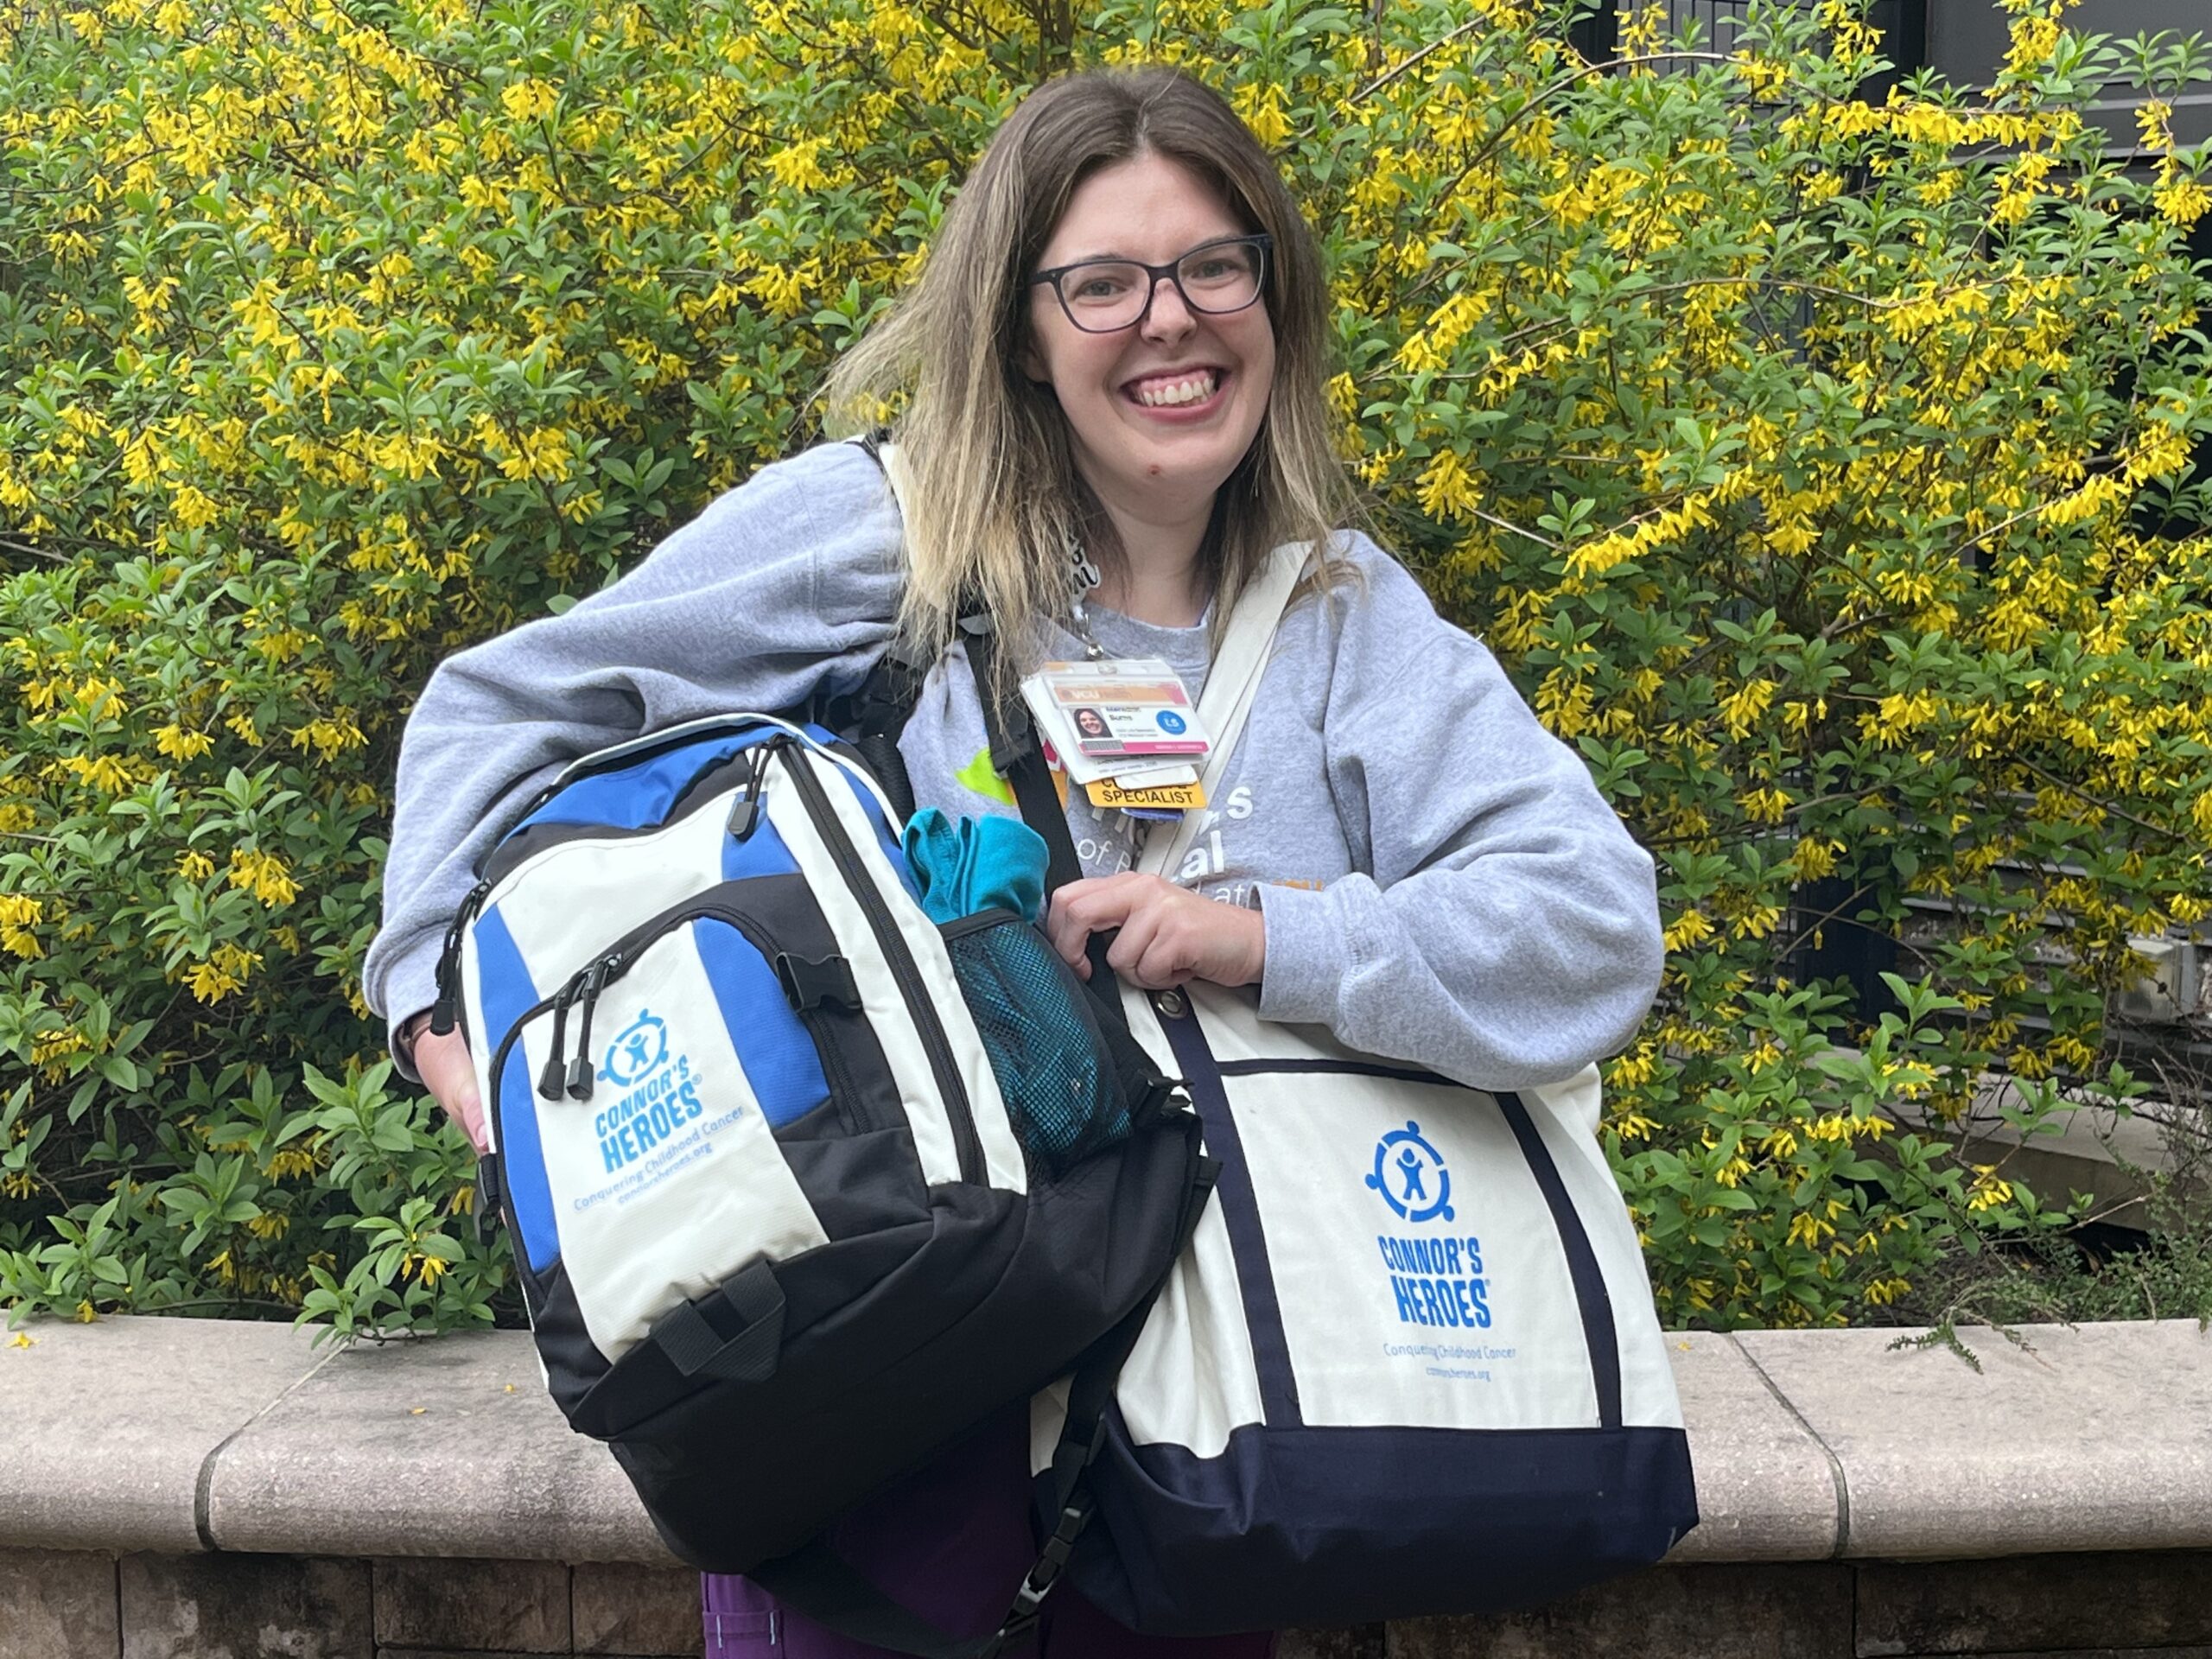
[1134,372,1218,407]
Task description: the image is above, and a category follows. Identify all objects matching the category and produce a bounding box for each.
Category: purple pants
[702,1407,1273,1657]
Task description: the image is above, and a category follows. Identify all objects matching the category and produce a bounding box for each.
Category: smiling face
[1022,151,1277,533]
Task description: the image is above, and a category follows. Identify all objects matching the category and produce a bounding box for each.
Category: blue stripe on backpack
[474,905,560,1274]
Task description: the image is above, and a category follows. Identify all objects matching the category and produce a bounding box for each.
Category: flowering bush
[2,0,2208,1334]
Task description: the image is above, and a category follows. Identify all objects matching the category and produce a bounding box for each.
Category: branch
[1472,505,1560,549]
[1820,607,1896,642]
[1999,753,2185,844]
[1449,51,1736,182]
[916,2,981,51]
[1347,15,1485,106]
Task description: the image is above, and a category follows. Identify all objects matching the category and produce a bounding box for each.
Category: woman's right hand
[414,1022,489,1154]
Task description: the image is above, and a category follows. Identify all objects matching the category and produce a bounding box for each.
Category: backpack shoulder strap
[820,434,927,819]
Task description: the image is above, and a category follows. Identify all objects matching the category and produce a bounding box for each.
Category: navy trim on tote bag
[1077,1419,1698,1636]
[1496,1088,1623,1430]
[1155,997,1304,1429]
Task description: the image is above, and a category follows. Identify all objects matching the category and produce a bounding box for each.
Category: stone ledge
[0,1315,334,1554]
[3,1315,2208,1567]
[1663,1329,1839,1560]
[203,1331,667,1565]
[1739,1321,2212,1560]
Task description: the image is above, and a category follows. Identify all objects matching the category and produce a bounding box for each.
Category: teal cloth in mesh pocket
[940,909,1135,1178]
[901,808,1047,925]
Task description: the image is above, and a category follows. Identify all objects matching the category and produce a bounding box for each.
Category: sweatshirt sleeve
[1253,547,1662,1090]
[362,442,903,1070]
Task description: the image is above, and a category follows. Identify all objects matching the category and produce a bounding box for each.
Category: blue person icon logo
[1367,1120,1453,1224]
[601,1009,668,1088]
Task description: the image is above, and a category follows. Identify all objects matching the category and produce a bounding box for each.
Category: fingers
[1043,879,1091,969]
[1047,874,1217,991]
[1135,930,1202,990]
[416,1027,487,1154]
[1046,874,1149,976]
[1046,876,1268,990]
[1103,906,1166,984]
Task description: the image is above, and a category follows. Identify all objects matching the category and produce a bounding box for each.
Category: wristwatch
[395,1008,435,1072]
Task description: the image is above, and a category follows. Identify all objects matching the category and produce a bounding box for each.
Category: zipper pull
[475,1155,503,1237]
[430,879,493,1036]
[727,741,781,841]
[537,976,579,1100]
[567,956,618,1100]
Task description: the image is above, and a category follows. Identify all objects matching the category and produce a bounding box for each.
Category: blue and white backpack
[431,704,1213,1604]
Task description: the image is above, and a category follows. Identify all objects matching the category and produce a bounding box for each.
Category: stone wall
[5,1318,2211,1659]
[6,1547,2212,1658]
[0,1549,701,1659]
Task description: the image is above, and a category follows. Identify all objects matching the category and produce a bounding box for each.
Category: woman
[366,67,1663,1658]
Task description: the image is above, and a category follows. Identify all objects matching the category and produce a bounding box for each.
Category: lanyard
[1063,533,1107,661]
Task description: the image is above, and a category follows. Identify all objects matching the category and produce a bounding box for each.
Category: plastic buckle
[986,705,1035,774]
[1033,1499,1091,1591]
[997,1586,1045,1647]
[993,1568,1054,1654]
[775,953,861,1014]
[993,1497,1091,1650]
[474,1156,502,1236]
[1140,1077,1192,1123]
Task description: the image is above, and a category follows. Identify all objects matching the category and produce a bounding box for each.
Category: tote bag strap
[1137,539,1309,880]
[960,534,1309,899]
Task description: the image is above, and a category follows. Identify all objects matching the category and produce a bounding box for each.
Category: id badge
[1037,658,1212,766]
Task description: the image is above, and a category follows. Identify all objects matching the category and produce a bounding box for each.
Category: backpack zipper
[537,977,580,1100]
[778,744,983,1184]
[564,957,619,1100]
[429,878,493,1038]
[488,986,563,1143]
[726,742,776,841]
[501,894,890,1133]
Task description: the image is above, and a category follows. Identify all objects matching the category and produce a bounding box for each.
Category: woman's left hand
[1045,873,1265,990]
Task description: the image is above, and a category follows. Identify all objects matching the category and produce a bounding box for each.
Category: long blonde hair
[824,67,1353,692]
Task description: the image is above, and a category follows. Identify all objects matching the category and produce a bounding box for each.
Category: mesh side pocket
[943,912,1134,1179]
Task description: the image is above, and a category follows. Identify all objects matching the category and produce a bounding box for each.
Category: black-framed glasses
[1029,234,1273,334]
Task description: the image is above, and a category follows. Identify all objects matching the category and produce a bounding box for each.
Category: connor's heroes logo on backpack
[592,1008,727,1179]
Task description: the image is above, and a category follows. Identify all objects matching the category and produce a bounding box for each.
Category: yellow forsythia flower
[228,849,299,908]
[499,77,558,121]
[154,723,214,760]
[0,893,42,959]
[184,942,261,1004]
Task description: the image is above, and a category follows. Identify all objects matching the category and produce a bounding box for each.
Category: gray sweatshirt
[365,440,1663,1090]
